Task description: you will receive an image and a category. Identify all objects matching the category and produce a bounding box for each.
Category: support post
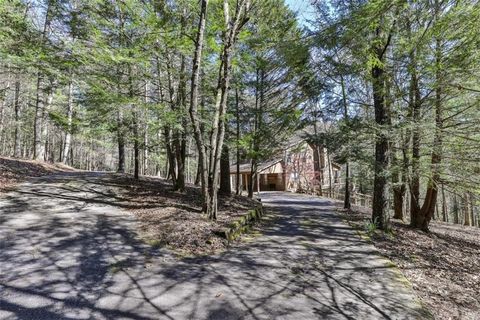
[257,173,260,195]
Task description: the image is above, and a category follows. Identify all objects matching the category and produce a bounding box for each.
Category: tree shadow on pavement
[0,176,430,320]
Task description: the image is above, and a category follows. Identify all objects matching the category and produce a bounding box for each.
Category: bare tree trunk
[174,136,186,189]
[0,79,7,154]
[470,193,475,227]
[219,144,231,195]
[164,126,176,183]
[453,195,459,224]
[248,68,262,199]
[392,138,406,220]
[235,88,241,195]
[248,160,257,198]
[393,184,406,219]
[464,194,471,226]
[117,109,125,173]
[416,3,443,231]
[313,117,323,196]
[194,158,201,185]
[340,75,350,209]
[189,0,209,210]
[394,128,409,220]
[143,122,148,175]
[371,26,392,230]
[39,85,54,162]
[49,130,55,162]
[173,40,188,191]
[143,82,149,175]
[399,17,420,227]
[33,75,45,160]
[441,183,448,222]
[410,62,421,226]
[327,151,333,197]
[62,79,74,163]
[203,0,250,219]
[186,137,192,183]
[133,111,140,179]
[13,78,21,158]
[33,1,52,161]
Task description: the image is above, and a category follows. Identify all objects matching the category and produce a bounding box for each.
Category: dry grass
[336,203,480,320]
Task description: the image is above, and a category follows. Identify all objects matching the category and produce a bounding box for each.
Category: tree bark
[0,81,7,154]
[164,126,177,183]
[235,88,241,195]
[441,183,448,222]
[392,138,406,220]
[464,194,471,226]
[453,195,459,224]
[313,119,323,196]
[340,75,351,209]
[371,26,391,230]
[39,84,54,162]
[117,109,125,173]
[409,60,421,226]
[33,1,52,161]
[174,51,188,191]
[393,182,406,219]
[219,144,231,195]
[415,3,443,231]
[469,193,475,227]
[189,0,209,212]
[33,75,45,160]
[248,67,262,199]
[143,116,148,175]
[205,0,250,219]
[400,16,421,227]
[248,160,257,198]
[13,78,21,158]
[327,150,333,197]
[62,79,74,163]
[133,111,140,179]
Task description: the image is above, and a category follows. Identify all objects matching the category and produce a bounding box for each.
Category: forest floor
[107,175,259,255]
[0,156,75,192]
[336,203,480,320]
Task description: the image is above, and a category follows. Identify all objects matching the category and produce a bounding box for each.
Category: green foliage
[364,218,378,237]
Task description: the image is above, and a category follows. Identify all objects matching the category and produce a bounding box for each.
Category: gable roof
[229,123,339,175]
[229,158,283,174]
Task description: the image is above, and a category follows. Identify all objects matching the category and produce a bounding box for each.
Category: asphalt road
[0,173,429,319]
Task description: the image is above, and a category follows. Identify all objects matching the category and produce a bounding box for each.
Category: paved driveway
[0,173,428,319]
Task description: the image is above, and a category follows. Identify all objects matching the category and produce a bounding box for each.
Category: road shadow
[0,174,429,319]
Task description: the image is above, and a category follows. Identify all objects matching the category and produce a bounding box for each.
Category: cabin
[230,134,341,195]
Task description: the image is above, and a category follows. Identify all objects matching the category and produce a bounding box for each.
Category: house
[230,130,342,195]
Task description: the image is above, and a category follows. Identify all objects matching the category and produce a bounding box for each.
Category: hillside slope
[0,157,75,192]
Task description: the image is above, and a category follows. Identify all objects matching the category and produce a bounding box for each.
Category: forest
[1,0,479,230]
[1,0,480,319]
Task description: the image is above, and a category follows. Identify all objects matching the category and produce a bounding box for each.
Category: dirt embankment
[112,175,260,256]
[0,156,75,192]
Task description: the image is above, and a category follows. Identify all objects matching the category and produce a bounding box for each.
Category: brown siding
[230,141,341,195]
